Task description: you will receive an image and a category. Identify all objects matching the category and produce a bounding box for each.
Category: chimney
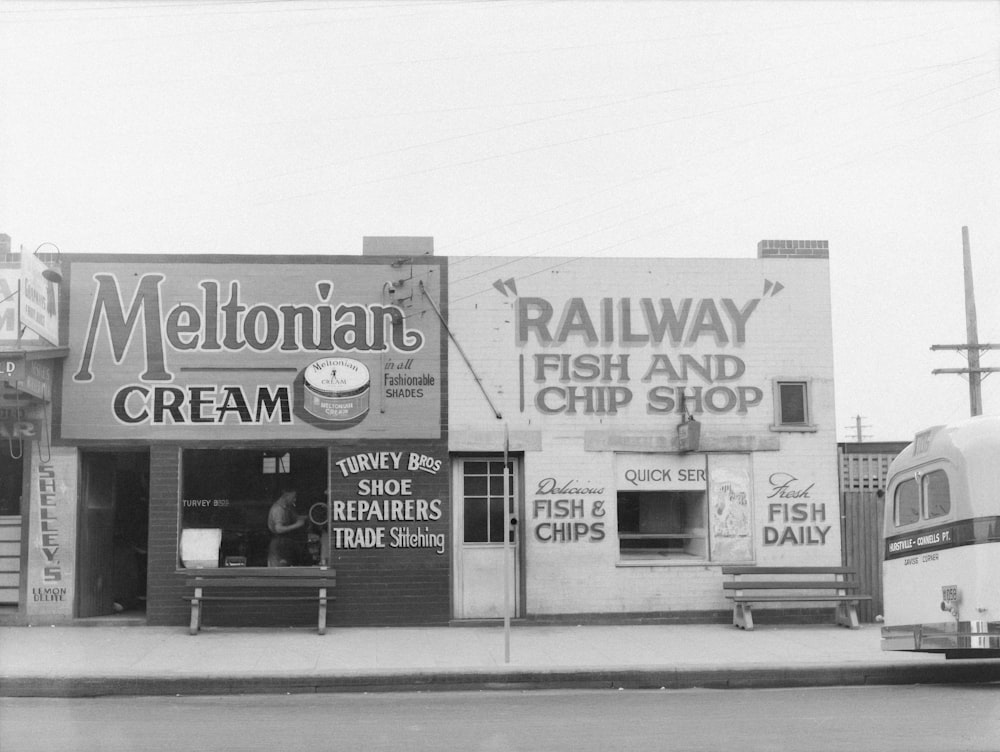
[757,239,829,259]
[362,236,434,258]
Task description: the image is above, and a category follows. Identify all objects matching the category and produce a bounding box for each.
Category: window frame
[922,469,951,519]
[893,476,920,527]
[891,466,952,528]
[459,458,517,545]
[770,378,817,432]
[178,446,329,570]
[616,489,709,562]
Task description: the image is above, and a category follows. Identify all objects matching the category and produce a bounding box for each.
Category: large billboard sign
[58,256,445,441]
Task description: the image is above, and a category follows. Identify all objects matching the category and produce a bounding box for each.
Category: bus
[881,415,1000,658]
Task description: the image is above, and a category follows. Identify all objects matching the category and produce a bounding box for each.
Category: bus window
[923,469,950,519]
[895,477,920,526]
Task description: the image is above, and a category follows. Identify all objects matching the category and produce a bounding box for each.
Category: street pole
[962,227,982,416]
[931,226,999,414]
[503,421,511,664]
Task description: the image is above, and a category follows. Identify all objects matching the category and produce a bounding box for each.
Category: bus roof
[887,415,1000,517]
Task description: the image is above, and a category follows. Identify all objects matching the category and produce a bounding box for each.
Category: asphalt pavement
[2,620,999,697]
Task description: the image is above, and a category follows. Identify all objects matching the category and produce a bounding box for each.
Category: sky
[1,0,998,442]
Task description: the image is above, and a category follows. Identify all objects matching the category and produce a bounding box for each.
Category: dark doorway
[77,450,149,618]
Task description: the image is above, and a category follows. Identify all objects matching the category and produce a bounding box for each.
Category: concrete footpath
[1,622,998,697]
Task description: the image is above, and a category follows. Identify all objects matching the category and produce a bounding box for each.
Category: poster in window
[709,462,752,561]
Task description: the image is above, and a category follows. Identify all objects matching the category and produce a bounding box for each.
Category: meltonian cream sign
[59,257,444,441]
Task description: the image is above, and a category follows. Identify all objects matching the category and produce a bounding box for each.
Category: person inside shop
[267,487,307,566]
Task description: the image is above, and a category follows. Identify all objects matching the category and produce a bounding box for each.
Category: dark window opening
[617,490,707,560]
[180,448,327,568]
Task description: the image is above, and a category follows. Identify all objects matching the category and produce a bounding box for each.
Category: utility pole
[931,226,999,415]
[845,415,870,442]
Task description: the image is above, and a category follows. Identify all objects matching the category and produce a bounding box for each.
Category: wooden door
[842,490,884,623]
[453,457,520,620]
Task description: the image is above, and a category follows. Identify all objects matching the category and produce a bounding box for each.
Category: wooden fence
[838,444,906,623]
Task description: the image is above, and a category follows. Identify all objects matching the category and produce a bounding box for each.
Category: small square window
[771,379,815,431]
[778,383,807,423]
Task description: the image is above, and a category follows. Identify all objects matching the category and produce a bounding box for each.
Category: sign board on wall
[19,252,60,346]
[25,445,77,617]
[615,453,707,491]
[58,257,446,441]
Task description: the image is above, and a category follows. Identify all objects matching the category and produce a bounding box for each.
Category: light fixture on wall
[677,389,701,452]
[33,242,63,284]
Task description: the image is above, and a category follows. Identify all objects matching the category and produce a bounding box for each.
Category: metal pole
[503,422,511,664]
[962,227,982,416]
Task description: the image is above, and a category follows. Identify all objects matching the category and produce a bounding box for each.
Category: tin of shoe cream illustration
[297,357,371,428]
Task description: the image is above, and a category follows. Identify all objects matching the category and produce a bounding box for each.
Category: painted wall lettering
[326,450,446,555]
[32,587,66,602]
[531,477,606,543]
[514,295,769,418]
[113,384,292,425]
[37,464,61,582]
[74,276,425,382]
[763,502,829,545]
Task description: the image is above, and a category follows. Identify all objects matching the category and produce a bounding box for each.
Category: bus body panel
[881,416,1000,656]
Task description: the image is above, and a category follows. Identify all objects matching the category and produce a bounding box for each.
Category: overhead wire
[446,97,1000,305]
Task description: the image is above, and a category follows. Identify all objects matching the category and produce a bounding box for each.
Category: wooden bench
[721,566,870,631]
[185,567,336,635]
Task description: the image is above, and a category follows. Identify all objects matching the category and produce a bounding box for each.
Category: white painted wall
[448,253,838,615]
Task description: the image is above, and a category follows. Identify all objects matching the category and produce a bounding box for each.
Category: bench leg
[318,587,327,635]
[835,601,860,629]
[734,603,754,631]
[189,587,203,635]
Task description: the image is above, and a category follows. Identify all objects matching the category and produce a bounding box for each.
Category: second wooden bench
[721,565,870,631]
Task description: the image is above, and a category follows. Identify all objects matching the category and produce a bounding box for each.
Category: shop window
[923,470,950,519]
[771,380,815,431]
[617,490,707,560]
[461,460,515,544]
[180,448,327,568]
[894,477,920,526]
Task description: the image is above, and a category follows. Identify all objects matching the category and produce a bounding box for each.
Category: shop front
[1,245,72,622]
[56,253,449,627]
[447,241,842,622]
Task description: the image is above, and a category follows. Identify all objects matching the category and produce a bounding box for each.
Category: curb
[3,661,998,697]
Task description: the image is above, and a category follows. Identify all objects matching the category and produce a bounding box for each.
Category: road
[2,685,998,751]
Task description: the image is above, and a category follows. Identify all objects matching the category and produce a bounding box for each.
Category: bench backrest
[186,568,336,589]
[720,566,854,576]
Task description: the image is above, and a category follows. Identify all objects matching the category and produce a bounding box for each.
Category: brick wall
[146,441,451,628]
[757,239,829,258]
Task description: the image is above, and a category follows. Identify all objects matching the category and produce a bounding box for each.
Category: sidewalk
[2,622,998,697]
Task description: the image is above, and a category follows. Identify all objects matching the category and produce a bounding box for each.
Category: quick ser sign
[516,295,765,417]
[59,258,444,440]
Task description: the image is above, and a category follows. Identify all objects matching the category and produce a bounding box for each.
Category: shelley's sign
[59,258,445,440]
[515,292,776,418]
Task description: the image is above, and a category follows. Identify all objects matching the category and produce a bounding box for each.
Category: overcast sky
[1,0,998,442]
